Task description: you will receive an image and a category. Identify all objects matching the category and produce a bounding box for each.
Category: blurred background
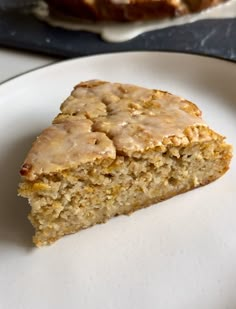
[0,0,235,82]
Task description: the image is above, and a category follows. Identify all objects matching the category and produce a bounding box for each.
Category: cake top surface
[21,80,206,180]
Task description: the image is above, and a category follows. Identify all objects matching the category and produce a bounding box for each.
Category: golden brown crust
[20,80,207,180]
[20,118,116,181]
[45,0,226,21]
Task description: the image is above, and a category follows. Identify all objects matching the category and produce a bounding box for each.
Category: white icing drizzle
[21,80,207,180]
[33,0,236,42]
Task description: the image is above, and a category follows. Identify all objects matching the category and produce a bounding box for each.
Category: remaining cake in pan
[45,0,226,21]
[18,80,232,246]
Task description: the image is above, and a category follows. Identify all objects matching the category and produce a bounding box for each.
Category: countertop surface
[0,48,56,83]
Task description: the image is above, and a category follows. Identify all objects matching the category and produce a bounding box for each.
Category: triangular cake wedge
[18,80,232,246]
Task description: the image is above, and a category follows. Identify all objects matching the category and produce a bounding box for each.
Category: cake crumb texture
[18,80,232,246]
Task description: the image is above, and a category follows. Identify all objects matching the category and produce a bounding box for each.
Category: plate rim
[0,50,235,308]
[0,51,235,89]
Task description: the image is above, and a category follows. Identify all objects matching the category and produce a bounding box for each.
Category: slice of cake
[18,80,232,246]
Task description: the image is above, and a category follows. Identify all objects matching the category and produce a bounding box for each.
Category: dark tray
[0,7,235,61]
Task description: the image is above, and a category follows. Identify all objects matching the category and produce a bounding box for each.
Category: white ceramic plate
[0,52,235,309]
